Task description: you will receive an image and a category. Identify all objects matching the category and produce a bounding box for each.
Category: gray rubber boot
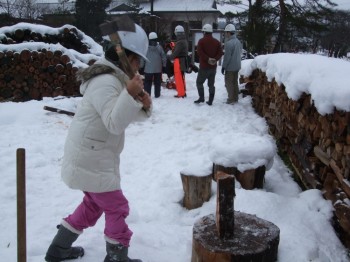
[45,225,84,262]
[104,242,142,262]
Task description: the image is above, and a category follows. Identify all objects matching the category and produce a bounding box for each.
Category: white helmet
[224,24,236,32]
[202,24,213,33]
[149,32,158,40]
[104,24,149,60]
[174,25,185,35]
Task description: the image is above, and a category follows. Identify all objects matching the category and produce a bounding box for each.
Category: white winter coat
[61,58,151,193]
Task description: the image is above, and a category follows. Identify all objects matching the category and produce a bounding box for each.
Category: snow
[0,22,102,56]
[0,23,349,262]
[0,23,103,68]
[139,0,219,12]
[241,54,350,115]
[209,132,276,172]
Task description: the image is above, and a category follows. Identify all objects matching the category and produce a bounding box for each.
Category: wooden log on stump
[215,172,235,239]
[191,212,280,262]
[181,172,212,210]
[236,165,266,189]
[212,163,237,181]
[213,163,266,189]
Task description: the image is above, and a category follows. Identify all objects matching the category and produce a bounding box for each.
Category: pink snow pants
[64,190,132,247]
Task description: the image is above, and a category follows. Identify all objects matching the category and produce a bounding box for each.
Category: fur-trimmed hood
[76,58,129,95]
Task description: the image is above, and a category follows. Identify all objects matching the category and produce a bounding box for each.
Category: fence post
[17,148,26,262]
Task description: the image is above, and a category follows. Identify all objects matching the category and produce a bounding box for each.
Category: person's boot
[194,97,204,103]
[194,88,204,103]
[206,93,215,106]
[45,225,84,262]
[104,242,142,262]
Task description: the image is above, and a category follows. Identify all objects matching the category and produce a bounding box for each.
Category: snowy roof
[139,0,220,13]
[35,0,75,2]
[216,2,248,14]
[108,3,140,13]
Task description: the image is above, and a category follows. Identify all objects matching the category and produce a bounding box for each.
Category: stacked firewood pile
[240,69,350,248]
[0,26,90,54]
[0,24,99,102]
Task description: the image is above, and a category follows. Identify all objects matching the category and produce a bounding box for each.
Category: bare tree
[0,0,21,17]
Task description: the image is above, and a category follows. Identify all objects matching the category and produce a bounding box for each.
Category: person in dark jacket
[221,24,243,104]
[194,24,223,105]
[168,25,189,98]
[140,32,167,98]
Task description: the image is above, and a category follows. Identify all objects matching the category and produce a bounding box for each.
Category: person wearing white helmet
[168,24,188,98]
[140,32,167,98]
[222,23,243,104]
[45,23,150,262]
[194,23,223,105]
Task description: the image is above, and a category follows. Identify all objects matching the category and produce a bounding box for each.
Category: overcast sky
[334,0,350,10]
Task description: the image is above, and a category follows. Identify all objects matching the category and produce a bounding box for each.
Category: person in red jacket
[194,24,223,105]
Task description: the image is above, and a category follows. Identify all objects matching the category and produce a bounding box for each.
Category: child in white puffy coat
[45,24,151,262]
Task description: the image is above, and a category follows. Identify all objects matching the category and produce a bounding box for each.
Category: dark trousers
[196,68,217,97]
[144,72,162,98]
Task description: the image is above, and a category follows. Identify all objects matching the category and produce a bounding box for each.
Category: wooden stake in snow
[43,106,75,116]
[17,148,26,262]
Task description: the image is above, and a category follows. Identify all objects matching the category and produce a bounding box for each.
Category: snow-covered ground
[1,52,349,261]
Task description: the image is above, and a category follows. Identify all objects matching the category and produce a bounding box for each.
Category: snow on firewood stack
[0,23,102,102]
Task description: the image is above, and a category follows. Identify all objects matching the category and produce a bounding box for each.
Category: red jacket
[197,33,223,69]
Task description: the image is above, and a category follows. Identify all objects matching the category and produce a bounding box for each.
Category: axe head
[99,16,135,37]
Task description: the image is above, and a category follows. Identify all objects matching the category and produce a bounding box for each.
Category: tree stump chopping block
[181,172,212,210]
[191,212,280,262]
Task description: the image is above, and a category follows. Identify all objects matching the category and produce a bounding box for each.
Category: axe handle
[109,33,135,79]
[109,33,145,97]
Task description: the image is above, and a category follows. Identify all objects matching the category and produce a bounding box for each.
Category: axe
[99,16,145,97]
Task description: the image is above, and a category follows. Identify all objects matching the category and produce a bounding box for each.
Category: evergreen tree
[272,0,337,53]
[228,0,340,54]
[321,10,350,57]
[75,0,111,41]
[239,0,277,54]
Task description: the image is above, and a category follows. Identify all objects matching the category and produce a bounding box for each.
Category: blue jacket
[222,34,242,72]
[140,41,166,73]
